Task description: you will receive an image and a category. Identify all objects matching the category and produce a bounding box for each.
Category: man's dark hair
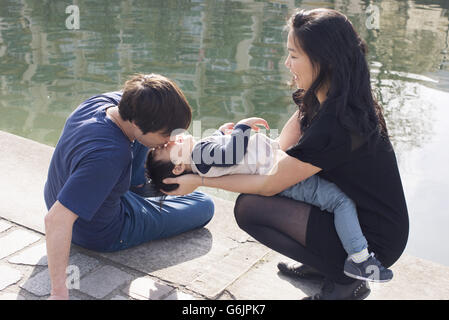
[118,73,192,135]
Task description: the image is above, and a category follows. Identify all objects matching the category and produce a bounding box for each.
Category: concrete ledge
[1,130,448,300]
[0,130,51,233]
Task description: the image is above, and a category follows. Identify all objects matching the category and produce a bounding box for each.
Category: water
[0,0,448,266]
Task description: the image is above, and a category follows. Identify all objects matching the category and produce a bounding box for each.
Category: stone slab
[0,229,41,259]
[101,228,232,285]
[225,252,449,300]
[110,294,129,300]
[366,254,449,300]
[0,220,12,233]
[8,242,48,266]
[0,130,52,234]
[0,266,23,290]
[79,265,133,299]
[164,290,198,300]
[187,241,270,299]
[223,251,320,300]
[99,195,260,295]
[200,194,250,243]
[20,252,100,296]
[0,292,26,300]
[123,276,174,300]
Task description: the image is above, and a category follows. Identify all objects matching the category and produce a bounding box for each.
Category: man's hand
[218,122,235,135]
[236,117,270,132]
[45,200,78,302]
[161,174,202,196]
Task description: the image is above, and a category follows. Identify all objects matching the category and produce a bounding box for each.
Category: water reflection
[0,0,447,147]
[0,0,449,263]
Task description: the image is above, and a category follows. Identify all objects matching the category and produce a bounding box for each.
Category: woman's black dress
[284,103,409,282]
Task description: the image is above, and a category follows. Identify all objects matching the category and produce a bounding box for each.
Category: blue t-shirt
[44,91,132,251]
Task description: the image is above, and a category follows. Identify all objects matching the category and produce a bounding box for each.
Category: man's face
[134,127,172,149]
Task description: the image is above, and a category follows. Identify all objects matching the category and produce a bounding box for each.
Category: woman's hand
[236,117,270,132]
[161,174,202,196]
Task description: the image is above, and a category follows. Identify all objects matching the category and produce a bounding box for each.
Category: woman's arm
[277,110,301,151]
[162,152,321,196]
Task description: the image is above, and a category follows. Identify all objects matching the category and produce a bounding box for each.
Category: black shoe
[344,253,393,283]
[302,278,371,300]
[129,181,161,198]
[277,262,326,282]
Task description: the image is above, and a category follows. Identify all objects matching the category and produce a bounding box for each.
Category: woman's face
[284,30,316,91]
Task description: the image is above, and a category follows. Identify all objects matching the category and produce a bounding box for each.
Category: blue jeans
[278,175,368,256]
[105,140,215,252]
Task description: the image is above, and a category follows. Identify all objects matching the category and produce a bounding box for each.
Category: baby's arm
[192,117,270,174]
[192,123,252,174]
[218,122,235,135]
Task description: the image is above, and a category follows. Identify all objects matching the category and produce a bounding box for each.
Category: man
[44,74,215,300]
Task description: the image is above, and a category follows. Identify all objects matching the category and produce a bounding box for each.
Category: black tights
[234,194,355,285]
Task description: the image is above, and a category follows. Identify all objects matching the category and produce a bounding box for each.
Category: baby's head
[145,134,195,195]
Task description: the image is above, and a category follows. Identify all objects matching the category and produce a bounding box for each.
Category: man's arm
[44,200,78,300]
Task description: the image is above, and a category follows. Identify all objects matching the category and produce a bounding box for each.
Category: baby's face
[153,134,194,165]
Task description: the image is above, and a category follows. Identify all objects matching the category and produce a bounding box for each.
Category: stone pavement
[1,130,449,300]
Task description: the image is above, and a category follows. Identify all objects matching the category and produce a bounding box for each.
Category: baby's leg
[278,176,367,256]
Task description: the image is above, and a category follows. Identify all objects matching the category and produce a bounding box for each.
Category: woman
[162,8,409,300]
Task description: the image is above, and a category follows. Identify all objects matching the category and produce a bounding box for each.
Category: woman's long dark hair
[287,8,388,145]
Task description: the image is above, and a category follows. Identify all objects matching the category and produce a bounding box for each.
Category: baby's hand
[219,122,235,135]
[236,117,270,132]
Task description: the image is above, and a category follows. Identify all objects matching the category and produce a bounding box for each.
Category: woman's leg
[234,193,356,285]
[235,193,310,248]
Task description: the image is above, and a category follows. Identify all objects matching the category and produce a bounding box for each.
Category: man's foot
[303,278,370,300]
[344,252,393,283]
[277,262,326,282]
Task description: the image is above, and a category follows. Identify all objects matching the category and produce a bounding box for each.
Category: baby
[145,117,393,283]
